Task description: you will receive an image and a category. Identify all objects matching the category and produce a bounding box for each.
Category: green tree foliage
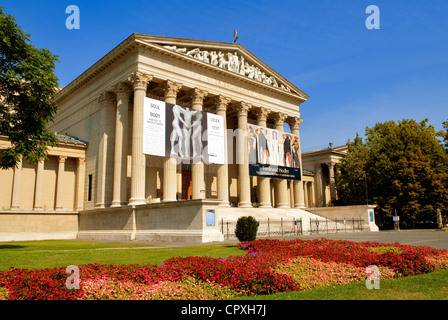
[437,118,448,151]
[0,7,59,169]
[234,216,259,242]
[336,119,448,224]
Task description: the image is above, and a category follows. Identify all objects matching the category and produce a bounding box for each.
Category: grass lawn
[0,240,244,270]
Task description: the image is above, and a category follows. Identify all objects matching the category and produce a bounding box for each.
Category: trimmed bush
[234,216,259,242]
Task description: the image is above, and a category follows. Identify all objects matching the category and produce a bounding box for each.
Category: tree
[335,119,448,227]
[0,7,59,169]
[437,118,448,151]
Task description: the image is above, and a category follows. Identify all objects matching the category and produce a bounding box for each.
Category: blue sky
[3,0,447,151]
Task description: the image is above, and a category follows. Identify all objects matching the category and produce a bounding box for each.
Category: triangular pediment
[134,34,308,101]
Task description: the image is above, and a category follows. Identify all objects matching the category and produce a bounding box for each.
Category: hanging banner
[247,124,301,180]
[143,98,166,157]
[143,97,224,164]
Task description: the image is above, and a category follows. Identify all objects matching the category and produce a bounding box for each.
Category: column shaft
[288,117,306,208]
[95,91,115,208]
[236,102,252,207]
[274,113,289,209]
[216,95,230,206]
[111,83,130,207]
[255,107,272,208]
[33,160,44,210]
[10,157,22,210]
[162,80,181,202]
[55,156,67,211]
[191,88,208,199]
[128,72,152,206]
[75,158,86,210]
[328,162,336,203]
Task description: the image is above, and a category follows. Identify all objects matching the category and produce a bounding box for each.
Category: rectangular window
[88,174,93,201]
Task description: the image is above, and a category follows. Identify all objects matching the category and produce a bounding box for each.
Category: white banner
[206,113,225,164]
[143,97,224,164]
[143,98,166,157]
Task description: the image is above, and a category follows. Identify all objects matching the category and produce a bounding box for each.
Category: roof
[54,33,309,104]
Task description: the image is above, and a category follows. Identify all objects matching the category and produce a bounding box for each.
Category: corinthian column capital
[215,95,231,112]
[287,117,303,131]
[236,101,251,117]
[254,107,270,123]
[191,88,208,106]
[112,82,131,98]
[164,80,182,101]
[273,112,288,127]
[128,71,152,91]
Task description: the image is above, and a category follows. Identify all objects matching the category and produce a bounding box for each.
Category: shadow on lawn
[0,245,25,250]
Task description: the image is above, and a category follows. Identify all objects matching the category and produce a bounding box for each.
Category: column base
[218,201,230,207]
[111,201,126,208]
[275,204,290,209]
[258,204,272,208]
[128,199,146,206]
[294,203,306,209]
[238,201,252,208]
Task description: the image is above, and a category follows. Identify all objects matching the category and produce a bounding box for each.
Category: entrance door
[181,166,192,200]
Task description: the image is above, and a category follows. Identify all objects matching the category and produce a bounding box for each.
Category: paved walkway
[293,230,448,249]
[75,230,448,249]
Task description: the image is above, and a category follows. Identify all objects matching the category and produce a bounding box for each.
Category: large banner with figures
[247,124,301,180]
[143,97,225,164]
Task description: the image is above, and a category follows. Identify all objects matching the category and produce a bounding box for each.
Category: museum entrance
[181,164,192,200]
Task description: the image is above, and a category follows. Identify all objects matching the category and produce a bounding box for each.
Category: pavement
[293,230,448,249]
[74,230,448,249]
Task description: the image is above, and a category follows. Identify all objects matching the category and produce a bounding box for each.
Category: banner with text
[247,124,301,180]
[143,97,225,164]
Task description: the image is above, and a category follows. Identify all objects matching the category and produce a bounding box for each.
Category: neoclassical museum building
[0,34,378,242]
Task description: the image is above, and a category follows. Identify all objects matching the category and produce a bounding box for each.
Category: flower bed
[0,239,447,300]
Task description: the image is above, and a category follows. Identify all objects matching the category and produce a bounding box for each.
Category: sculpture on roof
[162,45,291,92]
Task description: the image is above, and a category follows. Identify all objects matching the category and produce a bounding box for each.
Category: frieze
[162,45,291,92]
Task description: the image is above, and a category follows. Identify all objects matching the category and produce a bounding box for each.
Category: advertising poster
[143,98,166,157]
[247,124,301,180]
[143,97,224,164]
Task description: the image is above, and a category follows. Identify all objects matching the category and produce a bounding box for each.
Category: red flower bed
[241,238,447,276]
[0,238,446,300]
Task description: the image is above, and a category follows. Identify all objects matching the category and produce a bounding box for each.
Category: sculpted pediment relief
[160,44,292,92]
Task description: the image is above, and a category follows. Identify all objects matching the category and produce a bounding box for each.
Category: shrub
[234,216,259,242]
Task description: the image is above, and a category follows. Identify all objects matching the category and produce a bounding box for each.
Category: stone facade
[0,34,378,242]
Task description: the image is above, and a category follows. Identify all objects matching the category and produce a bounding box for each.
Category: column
[163,80,182,202]
[215,95,231,206]
[33,160,44,210]
[10,156,22,210]
[95,91,115,208]
[191,88,208,199]
[128,71,152,206]
[327,161,336,203]
[254,107,272,208]
[75,158,86,211]
[236,101,252,207]
[55,156,67,211]
[288,117,306,208]
[309,181,315,207]
[273,112,289,209]
[111,82,131,207]
[314,164,324,207]
[303,181,309,207]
